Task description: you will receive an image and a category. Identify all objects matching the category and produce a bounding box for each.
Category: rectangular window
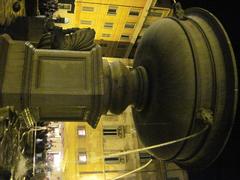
[104,156,125,164]
[103,126,124,138]
[77,126,86,137]
[58,3,72,11]
[103,128,118,136]
[125,22,135,29]
[80,20,92,25]
[82,6,94,12]
[121,35,130,41]
[78,152,87,164]
[139,152,152,163]
[149,10,163,17]
[108,6,118,15]
[102,33,111,38]
[129,9,140,16]
[104,22,114,29]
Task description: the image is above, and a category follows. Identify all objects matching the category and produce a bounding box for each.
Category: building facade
[62,106,188,180]
[62,107,160,179]
[54,0,171,58]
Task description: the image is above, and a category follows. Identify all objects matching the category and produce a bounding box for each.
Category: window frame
[103,126,125,138]
[102,33,111,38]
[104,22,114,29]
[78,152,87,164]
[129,9,140,16]
[104,155,126,164]
[107,6,118,16]
[82,6,95,12]
[125,22,136,29]
[80,20,92,25]
[77,126,86,137]
[120,34,130,41]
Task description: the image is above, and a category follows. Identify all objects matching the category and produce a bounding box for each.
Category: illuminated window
[77,126,86,137]
[121,35,130,41]
[108,6,118,15]
[125,22,135,29]
[58,3,71,11]
[80,20,92,25]
[102,33,111,38]
[78,152,87,164]
[104,22,114,29]
[129,9,140,16]
[82,6,94,12]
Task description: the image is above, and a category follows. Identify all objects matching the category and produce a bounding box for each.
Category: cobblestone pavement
[0,0,25,25]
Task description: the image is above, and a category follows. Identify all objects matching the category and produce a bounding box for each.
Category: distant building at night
[54,0,171,58]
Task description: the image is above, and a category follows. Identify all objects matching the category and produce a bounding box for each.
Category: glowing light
[78,129,86,136]
[54,127,61,137]
[78,152,87,164]
[53,152,62,171]
[77,126,86,137]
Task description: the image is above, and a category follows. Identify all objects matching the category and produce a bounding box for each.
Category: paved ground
[0,0,25,25]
